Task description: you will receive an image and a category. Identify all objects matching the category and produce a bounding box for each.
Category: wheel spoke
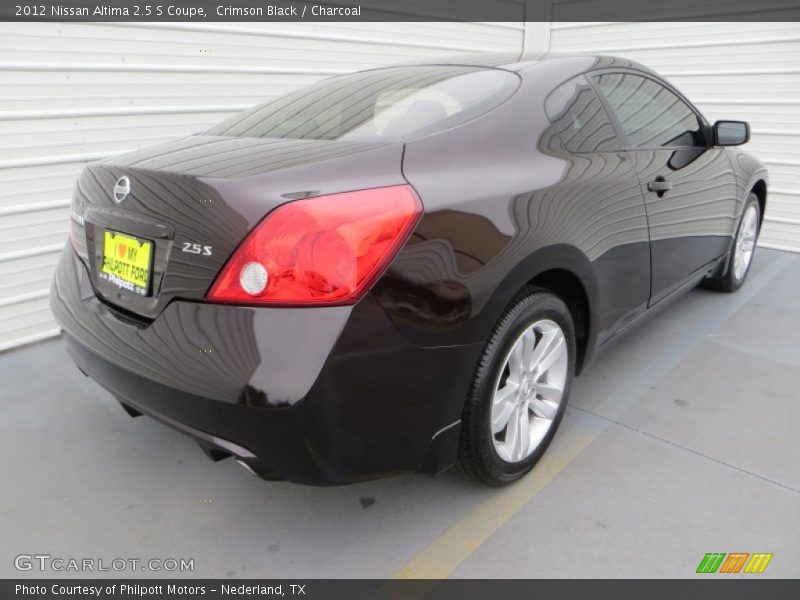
[734,252,744,279]
[491,383,518,434]
[536,332,565,374]
[491,402,516,434]
[529,328,556,366]
[521,329,536,369]
[515,406,531,460]
[535,381,563,403]
[745,209,757,233]
[493,381,518,406]
[507,341,524,382]
[503,404,521,457]
[530,396,558,420]
[529,418,550,450]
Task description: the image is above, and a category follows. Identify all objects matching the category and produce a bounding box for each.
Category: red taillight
[69,219,77,250]
[207,185,422,306]
[69,197,83,251]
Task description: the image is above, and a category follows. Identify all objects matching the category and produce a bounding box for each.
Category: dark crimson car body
[51,54,767,484]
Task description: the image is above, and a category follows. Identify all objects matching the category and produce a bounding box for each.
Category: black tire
[458,288,576,486]
[704,192,761,293]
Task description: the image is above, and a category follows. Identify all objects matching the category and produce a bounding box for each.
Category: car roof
[389,52,657,77]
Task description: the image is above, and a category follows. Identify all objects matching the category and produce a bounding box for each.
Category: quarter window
[594,73,705,148]
[545,75,619,153]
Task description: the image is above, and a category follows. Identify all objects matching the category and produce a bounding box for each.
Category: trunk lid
[71,135,405,319]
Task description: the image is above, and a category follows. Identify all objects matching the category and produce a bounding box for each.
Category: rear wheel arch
[527,269,591,374]
[751,179,767,230]
[483,245,597,375]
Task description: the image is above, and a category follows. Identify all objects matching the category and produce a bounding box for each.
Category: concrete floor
[2,248,798,579]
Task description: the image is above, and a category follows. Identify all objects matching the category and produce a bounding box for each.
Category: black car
[51,54,767,486]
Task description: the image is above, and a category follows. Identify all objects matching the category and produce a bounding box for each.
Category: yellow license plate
[101,230,153,295]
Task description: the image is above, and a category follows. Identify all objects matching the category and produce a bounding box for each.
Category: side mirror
[714,120,750,146]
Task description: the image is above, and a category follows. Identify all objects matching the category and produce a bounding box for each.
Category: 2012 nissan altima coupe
[51,54,767,486]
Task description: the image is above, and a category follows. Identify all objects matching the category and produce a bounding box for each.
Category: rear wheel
[458,289,575,486]
[705,192,760,292]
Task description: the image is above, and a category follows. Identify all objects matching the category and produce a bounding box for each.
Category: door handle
[647,177,672,197]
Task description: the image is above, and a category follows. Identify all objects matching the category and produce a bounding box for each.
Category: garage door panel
[0,213,69,257]
[0,165,79,202]
[3,22,520,73]
[761,164,800,185]
[0,112,240,181]
[0,69,311,111]
[549,22,800,48]
[0,131,86,162]
[602,48,800,72]
[0,252,61,299]
[670,75,800,101]
[760,222,800,252]
[746,136,800,163]
[3,23,499,68]
[0,299,59,351]
[768,193,800,218]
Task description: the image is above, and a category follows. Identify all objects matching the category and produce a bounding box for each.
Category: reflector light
[239,262,269,295]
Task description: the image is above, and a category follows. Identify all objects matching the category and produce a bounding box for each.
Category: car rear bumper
[51,246,481,485]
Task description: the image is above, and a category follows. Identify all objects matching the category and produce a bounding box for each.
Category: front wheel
[458,289,575,486]
[704,192,760,292]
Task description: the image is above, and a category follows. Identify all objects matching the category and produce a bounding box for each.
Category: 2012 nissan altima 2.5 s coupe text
[51,54,768,486]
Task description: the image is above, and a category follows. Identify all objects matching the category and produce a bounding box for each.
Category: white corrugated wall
[0,21,525,351]
[548,22,800,254]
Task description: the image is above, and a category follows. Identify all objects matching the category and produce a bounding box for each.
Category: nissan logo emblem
[113,176,131,203]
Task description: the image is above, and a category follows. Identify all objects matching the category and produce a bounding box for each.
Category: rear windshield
[206,66,520,141]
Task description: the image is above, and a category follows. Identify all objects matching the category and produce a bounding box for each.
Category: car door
[543,74,651,344]
[591,70,738,305]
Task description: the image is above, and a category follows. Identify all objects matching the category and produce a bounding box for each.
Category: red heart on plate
[118,243,126,258]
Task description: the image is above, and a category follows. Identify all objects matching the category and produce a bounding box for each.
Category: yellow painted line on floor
[393,412,606,579]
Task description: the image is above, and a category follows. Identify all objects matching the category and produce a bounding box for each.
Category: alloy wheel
[490,319,568,463]
[733,204,758,281]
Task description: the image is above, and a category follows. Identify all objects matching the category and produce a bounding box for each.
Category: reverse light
[239,262,269,295]
[207,185,422,306]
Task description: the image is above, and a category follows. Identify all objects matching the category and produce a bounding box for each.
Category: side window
[594,73,705,148]
[545,75,619,153]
